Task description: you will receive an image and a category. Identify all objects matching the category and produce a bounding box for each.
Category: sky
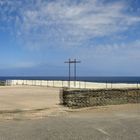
[0,0,140,76]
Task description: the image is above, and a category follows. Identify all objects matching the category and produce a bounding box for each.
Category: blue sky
[0,0,140,76]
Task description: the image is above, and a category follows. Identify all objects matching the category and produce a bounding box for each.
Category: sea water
[0,76,140,83]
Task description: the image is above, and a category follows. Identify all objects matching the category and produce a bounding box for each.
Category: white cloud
[0,61,37,69]
[75,39,140,62]
[0,0,140,49]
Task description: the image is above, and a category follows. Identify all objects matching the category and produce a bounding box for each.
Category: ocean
[0,76,140,83]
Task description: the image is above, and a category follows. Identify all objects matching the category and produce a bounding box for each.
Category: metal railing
[5,80,140,89]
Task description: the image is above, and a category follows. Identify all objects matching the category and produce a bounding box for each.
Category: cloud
[74,39,140,63]
[0,0,140,49]
[0,61,38,69]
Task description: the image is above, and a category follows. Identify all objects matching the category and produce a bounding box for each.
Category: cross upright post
[74,59,81,87]
[68,58,71,87]
[65,59,81,88]
[65,58,71,88]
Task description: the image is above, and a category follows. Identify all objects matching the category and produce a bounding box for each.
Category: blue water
[1,76,140,83]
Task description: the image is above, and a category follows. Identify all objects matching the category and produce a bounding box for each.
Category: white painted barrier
[6,80,139,89]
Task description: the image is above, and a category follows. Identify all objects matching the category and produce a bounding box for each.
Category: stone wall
[0,81,5,86]
[61,88,140,108]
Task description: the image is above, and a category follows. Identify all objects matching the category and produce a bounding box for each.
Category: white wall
[7,80,139,89]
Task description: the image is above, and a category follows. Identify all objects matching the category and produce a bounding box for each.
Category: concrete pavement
[0,104,140,140]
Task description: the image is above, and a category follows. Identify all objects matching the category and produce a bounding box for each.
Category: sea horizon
[1,76,140,83]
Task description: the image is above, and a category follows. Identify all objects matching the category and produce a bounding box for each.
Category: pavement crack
[96,128,110,137]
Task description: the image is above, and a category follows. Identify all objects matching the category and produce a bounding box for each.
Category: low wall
[0,81,5,86]
[6,80,140,89]
[61,89,140,108]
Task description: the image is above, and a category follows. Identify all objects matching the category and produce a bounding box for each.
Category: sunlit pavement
[0,104,140,140]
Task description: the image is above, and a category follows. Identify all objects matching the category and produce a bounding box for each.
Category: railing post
[79,81,81,89]
[62,80,63,87]
[53,80,54,87]
[106,81,107,89]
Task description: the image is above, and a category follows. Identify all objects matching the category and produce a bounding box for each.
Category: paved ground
[0,104,139,140]
[0,86,140,140]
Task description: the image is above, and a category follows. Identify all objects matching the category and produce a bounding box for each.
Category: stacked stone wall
[61,89,140,108]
